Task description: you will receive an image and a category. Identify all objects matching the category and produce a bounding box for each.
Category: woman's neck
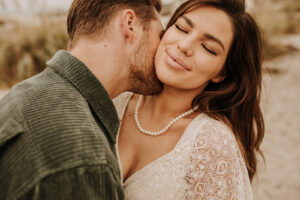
[143,85,202,119]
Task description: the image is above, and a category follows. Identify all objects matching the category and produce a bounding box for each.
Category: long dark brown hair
[166,0,264,182]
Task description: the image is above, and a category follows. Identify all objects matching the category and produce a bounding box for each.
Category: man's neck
[69,38,129,98]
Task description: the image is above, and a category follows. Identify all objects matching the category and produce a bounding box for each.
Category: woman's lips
[166,50,191,71]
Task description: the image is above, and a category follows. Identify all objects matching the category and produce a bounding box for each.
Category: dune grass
[0,0,299,87]
[254,0,300,60]
[0,16,68,87]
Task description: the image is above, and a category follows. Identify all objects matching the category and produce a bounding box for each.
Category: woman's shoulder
[192,114,233,136]
[185,114,252,199]
[190,114,239,152]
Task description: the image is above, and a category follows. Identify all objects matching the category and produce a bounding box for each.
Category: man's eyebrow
[203,33,225,50]
[181,16,194,28]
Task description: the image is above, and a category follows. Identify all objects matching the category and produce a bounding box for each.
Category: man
[0,0,163,199]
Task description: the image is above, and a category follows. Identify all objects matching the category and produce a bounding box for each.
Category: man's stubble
[128,34,163,95]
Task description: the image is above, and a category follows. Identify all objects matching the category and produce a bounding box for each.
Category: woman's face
[155,6,233,91]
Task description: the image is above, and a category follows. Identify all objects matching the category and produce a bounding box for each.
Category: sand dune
[253,34,300,200]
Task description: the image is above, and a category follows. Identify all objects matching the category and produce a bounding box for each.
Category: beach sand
[0,34,299,200]
[253,34,300,200]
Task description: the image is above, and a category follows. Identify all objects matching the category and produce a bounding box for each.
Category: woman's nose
[177,38,194,57]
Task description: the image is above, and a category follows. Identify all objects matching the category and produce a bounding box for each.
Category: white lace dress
[113,92,253,200]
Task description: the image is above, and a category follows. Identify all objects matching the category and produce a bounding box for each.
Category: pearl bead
[134,95,198,136]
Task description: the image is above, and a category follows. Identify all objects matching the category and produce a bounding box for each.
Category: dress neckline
[123,113,203,185]
[114,92,204,185]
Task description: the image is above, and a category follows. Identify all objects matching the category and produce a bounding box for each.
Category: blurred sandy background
[0,0,299,199]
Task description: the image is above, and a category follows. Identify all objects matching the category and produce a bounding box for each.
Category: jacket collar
[47,50,119,144]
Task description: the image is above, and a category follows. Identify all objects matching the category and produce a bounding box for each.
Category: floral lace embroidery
[184,121,252,200]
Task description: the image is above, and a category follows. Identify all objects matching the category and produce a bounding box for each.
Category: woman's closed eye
[175,23,217,56]
[175,24,188,33]
[202,44,217,55]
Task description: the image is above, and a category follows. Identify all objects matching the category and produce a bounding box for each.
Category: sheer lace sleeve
[184,120,252,200]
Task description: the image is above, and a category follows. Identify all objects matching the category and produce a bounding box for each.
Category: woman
[114,0,264,199]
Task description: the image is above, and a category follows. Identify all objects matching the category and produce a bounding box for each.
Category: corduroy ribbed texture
[0,50,124,200]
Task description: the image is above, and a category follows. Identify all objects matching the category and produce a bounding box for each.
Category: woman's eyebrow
[181,16,194,28]
[203,33,225,50]
[180,16,225,50]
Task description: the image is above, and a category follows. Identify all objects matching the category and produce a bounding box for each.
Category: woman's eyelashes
[175,24,217,56]
[202,44,217,55]
[175,24,188,33]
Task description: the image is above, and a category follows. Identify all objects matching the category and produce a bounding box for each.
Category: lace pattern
[184,121,252,199]
[113,92,253,200]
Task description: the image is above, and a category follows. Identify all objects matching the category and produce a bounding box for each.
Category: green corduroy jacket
[0,50,124,200]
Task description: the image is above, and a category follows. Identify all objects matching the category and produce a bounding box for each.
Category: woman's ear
[211,75,226,83]
[211,67,226,83]
[120,9,136,41]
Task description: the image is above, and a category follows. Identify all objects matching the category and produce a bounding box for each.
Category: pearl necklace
[134,95,198,136]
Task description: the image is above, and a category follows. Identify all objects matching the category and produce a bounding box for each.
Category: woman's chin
[155,70,169,86]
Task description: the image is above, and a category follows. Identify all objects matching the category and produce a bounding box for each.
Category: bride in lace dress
[113,0,264,199]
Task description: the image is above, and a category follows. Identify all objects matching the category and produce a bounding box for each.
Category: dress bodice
[113,92,253,200]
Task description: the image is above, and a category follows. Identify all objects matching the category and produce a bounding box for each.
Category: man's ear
[120,9,137,42]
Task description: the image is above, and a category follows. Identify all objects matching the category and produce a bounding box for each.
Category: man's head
[67,0,164,95]
[128,12,164,95]
[67,0,161,49]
